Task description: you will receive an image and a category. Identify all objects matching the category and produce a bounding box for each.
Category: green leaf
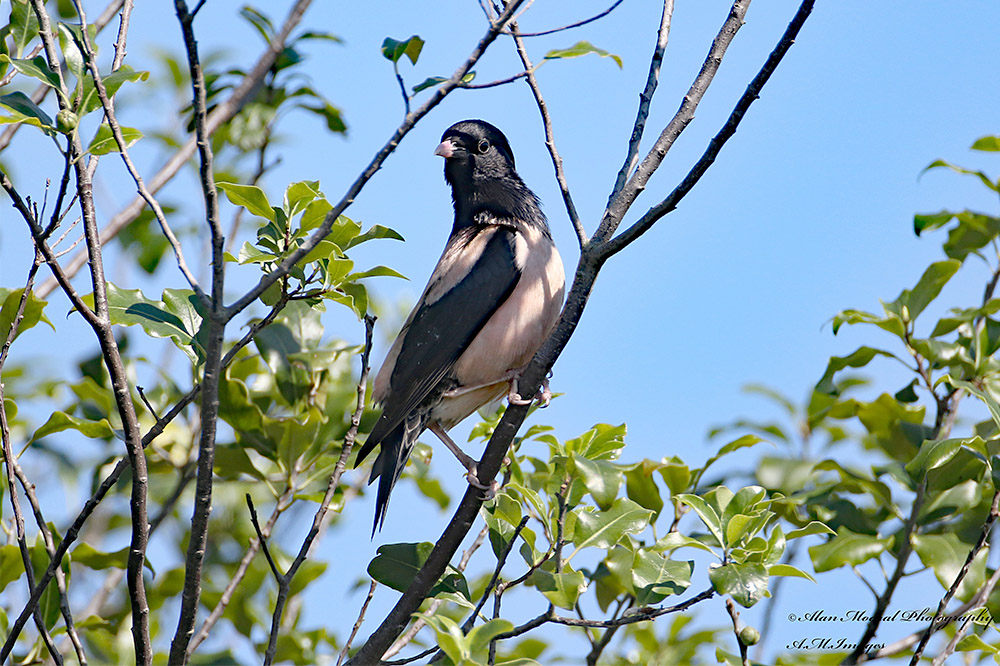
[217,182,276,221]
[344,266,407,281]
[904,437,963,480]
[0,54,60,90]
[946,377,1000,431]
[785,521,835,540]
[564,423,627,461]
[343,223,404,249]
[0,91,54,131]
[923,159,998,193]
[283,180,322,217]
[9,0,41,58]
[569,498,652,554]
[971,136,1000,152]
[56,22,87,83]
[299,101,347,133]
[808,527,891,573]
[816,347,897,395]
[86,123,143,155]
[631,549,692,605]
[72,543,154,575]
[528,567,586,610]
[768,563,816,583]
[412,72,475,93]
[570,454,621,511]
[708,562,768,608]
[367,542,432,593]
[468,619,515,656]
[913,533,988,601]
[0,287,53,343]
[676,494,724,548]
[899,259,962,320]
[29,411,114,443]
[101,284,206,364]
[956,634,1000,653]
[381,35,424,64]
[624,460,664,518]
[544,41,622,68]
[77,65,148,115]
[420,615,467,663]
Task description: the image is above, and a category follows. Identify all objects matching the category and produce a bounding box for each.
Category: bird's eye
[477,139,491,154]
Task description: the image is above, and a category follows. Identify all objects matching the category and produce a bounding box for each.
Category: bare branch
[263,314,376,666]
[510,25,587,247]
[606,0,675,205]
[167,0,231,660]
[598,0,816,258]
[593,0,751,245]
[339,582,378,666]
[504,0,625,37]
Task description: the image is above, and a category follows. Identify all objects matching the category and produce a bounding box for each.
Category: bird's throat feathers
[449,174,548,236]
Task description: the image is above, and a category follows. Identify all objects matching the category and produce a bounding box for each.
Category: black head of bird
[355,119,566,534]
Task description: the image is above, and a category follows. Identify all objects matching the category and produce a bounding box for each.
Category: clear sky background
[3,0,1000,662]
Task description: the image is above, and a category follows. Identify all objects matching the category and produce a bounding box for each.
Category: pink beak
[434,139,455,158]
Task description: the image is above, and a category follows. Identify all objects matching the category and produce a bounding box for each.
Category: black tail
[366,413,424,535]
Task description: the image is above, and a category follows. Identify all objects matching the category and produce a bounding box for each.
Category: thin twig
[506,0,624,37]
[492,587,715,643]
[726,598,750,666]
[71,0,208,305]
[908,489,1000,665]
[246,495,281,578]
[262,314,376,666]
[607,0,675,205]
[339,581,378,666]
[0,259,70,665]
[509,24,586,247]
[594,0,751,245]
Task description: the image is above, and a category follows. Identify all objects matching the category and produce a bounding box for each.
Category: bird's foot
[465,466,500,500]
[507,375,552,408]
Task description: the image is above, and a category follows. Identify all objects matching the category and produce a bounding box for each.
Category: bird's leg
[427,422,500,498]
[507,373,552,408]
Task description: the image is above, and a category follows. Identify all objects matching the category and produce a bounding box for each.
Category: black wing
[356,225,521,465]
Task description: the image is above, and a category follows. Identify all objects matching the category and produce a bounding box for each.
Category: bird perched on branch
[355,119,565,532]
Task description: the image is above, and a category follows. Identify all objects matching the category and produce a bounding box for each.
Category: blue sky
[3,0,1000,662]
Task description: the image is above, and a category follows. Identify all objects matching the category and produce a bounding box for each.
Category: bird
[354,119,565,533]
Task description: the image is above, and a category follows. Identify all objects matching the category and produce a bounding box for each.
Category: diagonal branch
[70,0,207,305]
[594,0,752,245]
[597,0,816,259]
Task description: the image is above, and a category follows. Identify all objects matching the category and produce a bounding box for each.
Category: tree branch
[167,1,230,661]
[594,0,752,245]
[598,0,816,258]
[908,489,1000,665]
